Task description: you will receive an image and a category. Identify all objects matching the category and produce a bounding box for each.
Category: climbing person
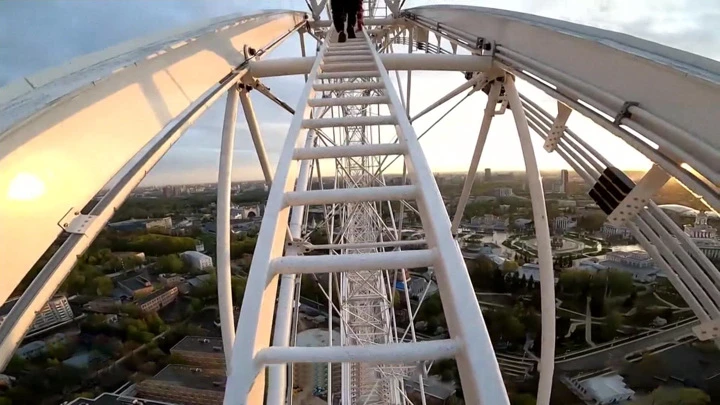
[331,0,360,42]
[356,0,364,33]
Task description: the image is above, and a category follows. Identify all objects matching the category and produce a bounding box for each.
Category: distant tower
[560,169,569,195]
[485,168,492,182]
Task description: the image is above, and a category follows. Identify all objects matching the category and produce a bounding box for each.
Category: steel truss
[0,4,719,405]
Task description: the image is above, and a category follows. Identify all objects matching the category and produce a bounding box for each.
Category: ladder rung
[329,44,368,50]
[324,55,374,64]
[293,143,405,160]
[313,81,384,92]
[318,71,380,79]
[325,50,373,57]
[308,95,389,107]
[321,63,378,73]
[302,115,396,129]
[284,185,417,206]
[271,249,436,274]
[255,339,459,366]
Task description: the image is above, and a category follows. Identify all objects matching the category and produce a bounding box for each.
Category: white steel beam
[284,185,418,206]
[224,36,331,405]
[293,143,405,160]
[0,12,305,308]
[503,75,555,405]
[361,30,509,405]
[450,80,501,235]
[266,130,316,405]
[248,54,493,77]
[270,249,437,275]
[310,17,397,28]
[302,115,397,129]
[256,339,459,366]
[307,95,389,107]
[410,74,486,123]
[0,65,253,372]
[216,86,241,368]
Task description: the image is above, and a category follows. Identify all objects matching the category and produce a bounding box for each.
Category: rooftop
[142,365,225,392]
[181,251,211,259]
[296,328,340,347]
[1,295,66,317]
[136,287,177,306]
[171,336,224,354]
[67,392,174,405]
[580,374,634,402]
[118,276,151,292]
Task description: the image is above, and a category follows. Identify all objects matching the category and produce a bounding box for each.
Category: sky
[1,0,718,186]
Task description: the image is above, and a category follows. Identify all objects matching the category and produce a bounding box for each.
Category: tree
[492,268,507,293]
[556,316,572,340]
[558,270,592,295]
[46,343,70,360]
[5,355,26,375]
[577,213,605,232]
[502,261,519,272]
[230,237,258,259]
[232,277,247,306]
[510,393,536,405]
[605,270,634,296]
[157,254,184,273]
[601,311,622,341]
[417,294,443,322]
[640,387,710,405]
[92,275,114,296]
[623,290,638,308]
[500,313,525,342]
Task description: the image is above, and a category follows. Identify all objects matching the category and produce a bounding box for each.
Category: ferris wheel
[0,1,718,405]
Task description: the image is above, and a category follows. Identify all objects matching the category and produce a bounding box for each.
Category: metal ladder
[226,31,510,405]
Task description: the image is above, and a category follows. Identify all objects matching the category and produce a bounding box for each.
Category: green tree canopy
[637,387,710,405]
[157,254,184,273]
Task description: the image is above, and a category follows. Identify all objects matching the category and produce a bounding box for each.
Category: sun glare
[7,172,46,201]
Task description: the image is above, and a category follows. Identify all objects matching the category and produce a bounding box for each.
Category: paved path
[556,318,698,371]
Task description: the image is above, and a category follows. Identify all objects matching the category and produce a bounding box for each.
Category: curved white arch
[407,5,720,206]
[0,10,307,306]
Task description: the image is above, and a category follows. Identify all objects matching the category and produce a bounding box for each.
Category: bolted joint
[614,101,639,125]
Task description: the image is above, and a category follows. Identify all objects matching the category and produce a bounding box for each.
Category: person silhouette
[330,0,360,42]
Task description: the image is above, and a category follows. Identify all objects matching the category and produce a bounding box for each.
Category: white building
[576,259,608,274]
[517,263,540,281]
[579,374,634,405]
[470,214,508,230]
[553,216,577,232]
[601,250,660,282]
[684,212,720,261]
[145,217,172,231]
[0,296,73,335]
[294,329,341,393]
[693,238,720,260]
[601,222,633,239]
[684,211,717,238]
[180,251,213,270]
[495,187,513,197]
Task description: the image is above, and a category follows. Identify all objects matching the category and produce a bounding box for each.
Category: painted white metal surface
[248,54,493,77]
[0,4,719,405]
[216,87,241,368]
[0,11,305,309]
[408,5,720,165]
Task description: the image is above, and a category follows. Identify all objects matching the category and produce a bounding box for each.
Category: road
[555,318,698,371]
